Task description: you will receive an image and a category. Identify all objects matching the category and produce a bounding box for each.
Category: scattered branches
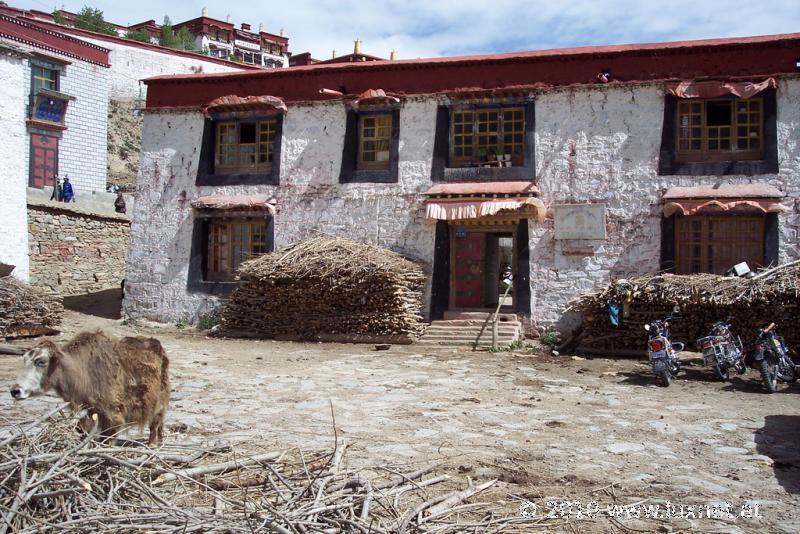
[0,414,545,532]
[0,277,62,338]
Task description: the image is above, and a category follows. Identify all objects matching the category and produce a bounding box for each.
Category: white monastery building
[121,33,800,331]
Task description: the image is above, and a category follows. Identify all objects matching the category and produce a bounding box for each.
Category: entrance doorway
[451,227,515,310]
[29,133,59,188]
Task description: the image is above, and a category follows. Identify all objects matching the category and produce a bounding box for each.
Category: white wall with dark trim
[0,51,30,281]
[124,99,438,323]
[124,80,800,329]
[530,80,799,329]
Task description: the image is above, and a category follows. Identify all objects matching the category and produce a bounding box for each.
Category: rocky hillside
[107,99,143,191]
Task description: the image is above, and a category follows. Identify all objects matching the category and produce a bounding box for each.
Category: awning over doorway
[191,194,276,214]
[204,95,287,116]
[662,183,786,217]
[424,181,545,223]
[665,78,776,99]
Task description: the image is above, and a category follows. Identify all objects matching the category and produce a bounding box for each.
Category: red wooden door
[30,134,58,188]
[453,233,485,308]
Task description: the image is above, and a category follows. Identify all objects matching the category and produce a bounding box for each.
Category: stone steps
[424,327,520,336]
[418,311,523,350]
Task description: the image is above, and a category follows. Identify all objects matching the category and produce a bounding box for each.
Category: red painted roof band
[0,14,109,66]
[143,32,800,109]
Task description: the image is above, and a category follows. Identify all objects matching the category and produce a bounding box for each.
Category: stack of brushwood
[568,260,800,355]
[0,408,557,533]
[0,275,62,339]
[220,236,427,343]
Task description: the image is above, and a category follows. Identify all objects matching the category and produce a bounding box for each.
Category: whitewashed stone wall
[125,80,800,328]
[532,80,800,329]
[124,99,438,322]
[72,35,246,100]
[13,42,110,194]
[0,52,30,281]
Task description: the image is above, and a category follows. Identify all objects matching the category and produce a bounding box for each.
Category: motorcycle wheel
[658,370,672,387]
[778,358,798,383]
[714,364,730,381]
[759,359,778,393]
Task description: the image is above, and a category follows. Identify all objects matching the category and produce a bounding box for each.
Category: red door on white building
[29,134,58,188]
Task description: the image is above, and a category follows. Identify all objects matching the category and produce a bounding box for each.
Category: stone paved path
[1,311,799,532]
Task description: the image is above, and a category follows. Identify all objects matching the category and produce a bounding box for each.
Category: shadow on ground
[62,288,122,320]
[757,415,800,494]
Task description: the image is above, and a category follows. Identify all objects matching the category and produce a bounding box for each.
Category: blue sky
[12,0,800,59]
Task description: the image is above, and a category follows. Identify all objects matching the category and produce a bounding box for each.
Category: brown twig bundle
[220,236,427,342]
[0,277,62,339]
[567,260,800,354]
[0,409,555,533]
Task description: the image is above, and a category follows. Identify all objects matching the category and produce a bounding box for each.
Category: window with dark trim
[215,119,277,174]
[197,115,283,186]
[339,108,400,183]
[450,107,525,167]
[659,91,778,176]
[675,98,763,162]
[674,215,765,274]
[206,218,268,281]
[431,100,535,182]
[187,213,275,294]
[358,113,392,170]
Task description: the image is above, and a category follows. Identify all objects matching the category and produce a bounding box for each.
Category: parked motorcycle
[750,323,798,393]
[696,321,746,381]
[644,313,683,386]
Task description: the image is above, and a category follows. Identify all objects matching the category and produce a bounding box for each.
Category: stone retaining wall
[28,202,130,296]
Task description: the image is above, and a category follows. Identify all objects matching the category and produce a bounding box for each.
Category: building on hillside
[126,19,161,44]
[0,3,289,69]
[0,5,129,36]
[0,14,111,281]
[316,39,388,64]
[0,9,258,296]
[172,9,289,68]
[123,33,800,333]
[290,40,391,67]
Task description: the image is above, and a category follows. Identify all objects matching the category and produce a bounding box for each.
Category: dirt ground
[1,309,799,532]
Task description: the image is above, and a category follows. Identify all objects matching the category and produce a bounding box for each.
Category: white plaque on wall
[554,204,606,240]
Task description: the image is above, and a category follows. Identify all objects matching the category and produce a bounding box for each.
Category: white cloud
[14,0,800,59]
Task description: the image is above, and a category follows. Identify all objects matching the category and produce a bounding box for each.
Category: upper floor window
[32,65,58,93]
[450,107,525,168]
[215,119,277,174]
[339,106,399,184]
[676,98,763,162]
[358,113,392,170]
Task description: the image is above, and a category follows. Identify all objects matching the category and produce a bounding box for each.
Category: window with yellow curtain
[358,113,392,170]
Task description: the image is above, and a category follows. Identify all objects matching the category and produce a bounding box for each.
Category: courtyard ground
[1,309,799,532]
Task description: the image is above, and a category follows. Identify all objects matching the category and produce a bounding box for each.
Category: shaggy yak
[10,331,170,446]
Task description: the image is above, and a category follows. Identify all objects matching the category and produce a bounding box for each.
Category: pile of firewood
[0,407,554,533]
[568,260,800,355]
[0,276,62,339]
[220,236,427,342]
